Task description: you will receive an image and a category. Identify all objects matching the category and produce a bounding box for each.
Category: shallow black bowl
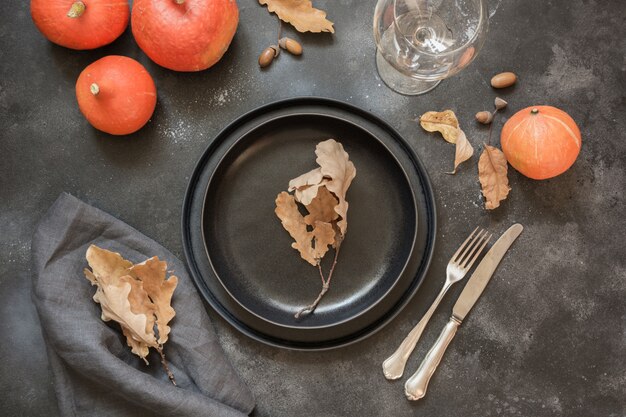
[182,97,436,350]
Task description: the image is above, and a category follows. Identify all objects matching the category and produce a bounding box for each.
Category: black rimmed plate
[182,97,436,350]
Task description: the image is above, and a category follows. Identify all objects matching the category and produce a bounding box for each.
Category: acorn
[491,72,517,88]
[476,111,494,124]
[259,45,279,68]
[494,97,508,110]
[279,37,303,56]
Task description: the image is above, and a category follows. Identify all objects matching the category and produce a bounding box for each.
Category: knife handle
[404,316,460,401]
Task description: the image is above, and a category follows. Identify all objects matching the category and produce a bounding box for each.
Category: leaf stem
[487,108,502,146]
[317,263,325,285]
[156,345,177,387]
[295,243,342,319]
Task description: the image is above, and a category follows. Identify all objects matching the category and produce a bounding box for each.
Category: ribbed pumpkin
[501,106,581,180]
[76,56,157,135]
[31,0,129,50]
[131,0,239,72]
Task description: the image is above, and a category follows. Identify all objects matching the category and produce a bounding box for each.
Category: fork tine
[460,232,492,270]
[458,230,489,267]
[455,228,485,264]
[451,227,479,262]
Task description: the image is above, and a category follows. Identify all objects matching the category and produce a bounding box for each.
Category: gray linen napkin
[31,193,255,417]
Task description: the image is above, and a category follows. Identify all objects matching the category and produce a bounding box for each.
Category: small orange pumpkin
[501,106,581,180]
[76,56,157,135]
[131,0,239,72]
[31,0,129,50]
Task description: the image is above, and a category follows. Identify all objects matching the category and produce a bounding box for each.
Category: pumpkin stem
[531,108,539,114]
[67,1,86,18]
[90,83,100,96]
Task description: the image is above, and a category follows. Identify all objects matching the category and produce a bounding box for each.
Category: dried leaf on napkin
[478,145,511,209]
[259,0,335,33]
[446,129,474,174]
[84,245,178,385]
[419,110,460,143]
[130,258,178,345]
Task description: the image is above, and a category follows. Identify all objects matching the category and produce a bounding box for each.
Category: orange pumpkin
[76,56,157,135]
[501,106,581,180]
[131,0,239,72]
[31,0,129,50]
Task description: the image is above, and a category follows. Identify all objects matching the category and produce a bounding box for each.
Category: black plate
[182,97,436,350]
[203,114,416,328]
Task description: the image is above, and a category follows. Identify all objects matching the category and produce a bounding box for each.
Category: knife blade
[404,223,523,401]
[453,223,523,322]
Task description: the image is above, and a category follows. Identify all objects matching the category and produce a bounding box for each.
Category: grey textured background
[1,0,625,416]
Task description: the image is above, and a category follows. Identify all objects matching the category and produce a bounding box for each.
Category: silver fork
[382,227,492,380]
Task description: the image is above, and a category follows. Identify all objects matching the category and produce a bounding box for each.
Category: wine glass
[373,0,488,95]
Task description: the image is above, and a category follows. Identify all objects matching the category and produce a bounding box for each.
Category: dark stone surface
[1,0,624,416]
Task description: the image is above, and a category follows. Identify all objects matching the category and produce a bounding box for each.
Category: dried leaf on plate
[288,167,325,205]
[304,185,339,226]
[275,139,356,318]
[314,139,356,237]
[478,145,511,209]
[446,129,474,174]
[275,191,333,265]
[259,0,335,33]
[419,110,460,143]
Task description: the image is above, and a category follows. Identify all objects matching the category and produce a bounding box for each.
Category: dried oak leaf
[288,167,326,205]
[478,145,511,209]
[304,185,339,226]
[314,139,356,237]
[446,129,474,174]
[130,258,178,345]
[84,245,179,365]
[275,191,334,265]
[259,0,335,33]
[420,110,460,143]
[84,245,132,287]
[85,246,158,361]
[95,280,157,359]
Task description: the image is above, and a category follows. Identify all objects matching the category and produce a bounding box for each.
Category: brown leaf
[259,0,335,33]
[288,167,326,205]
[130,258,178,345]
[85,245,132,287]
[311,221,335,260]
[120,274,156,341]
[304,183,339,226]
[314,139,356,237]
[478,145,511,209]
[84,245,179,364]
[446,129,474,174]
[419,110,460,143]
[275,191,333,265]
[92,281,157,360]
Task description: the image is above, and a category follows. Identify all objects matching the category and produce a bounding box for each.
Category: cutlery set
[383,224,523,400]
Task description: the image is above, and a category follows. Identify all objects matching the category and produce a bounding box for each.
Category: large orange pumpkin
[501,106,581,180]
[76,56,157,135]
[31,0,129,50]
[131,0,239,72]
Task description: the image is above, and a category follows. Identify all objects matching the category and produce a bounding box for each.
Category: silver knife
[404,223,523,401]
